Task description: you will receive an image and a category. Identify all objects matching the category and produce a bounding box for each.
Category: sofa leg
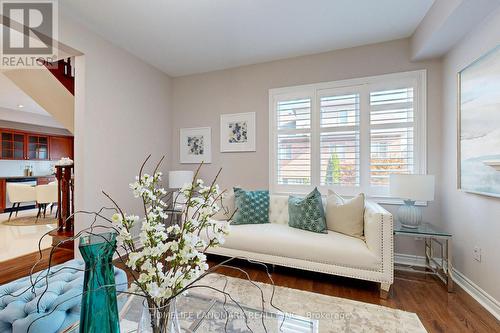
[379,283,391,299]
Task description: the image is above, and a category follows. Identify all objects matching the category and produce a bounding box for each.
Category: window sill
[271,190,428,207]
[369,196,428,207]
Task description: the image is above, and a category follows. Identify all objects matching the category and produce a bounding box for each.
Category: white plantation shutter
[319,93,360,186]
[369,88,415,187]
[270,70,426,198]
[275,98,312,186]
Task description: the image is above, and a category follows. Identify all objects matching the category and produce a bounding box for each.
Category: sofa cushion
[232,188,269,225]
[212,189,235,221]
[288,188,327,234]
[326,190,365,239]
[215,223,381,270]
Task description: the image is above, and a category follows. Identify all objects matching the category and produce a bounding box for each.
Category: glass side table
[394,222,454,292]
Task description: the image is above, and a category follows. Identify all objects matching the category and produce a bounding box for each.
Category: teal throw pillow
[288,188,327,234]
[232,188,270,225]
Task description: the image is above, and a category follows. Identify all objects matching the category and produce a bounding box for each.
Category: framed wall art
[220,112,256,152]
[180,127,212,164]
[458,45,500,197]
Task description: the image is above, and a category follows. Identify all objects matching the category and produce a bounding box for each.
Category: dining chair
[6,183,36,221]
[35,182,58,219]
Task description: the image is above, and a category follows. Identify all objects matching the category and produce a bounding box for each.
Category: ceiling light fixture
[17,104,24,108]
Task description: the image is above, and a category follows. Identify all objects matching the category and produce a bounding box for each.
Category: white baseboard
[451,268,500,321]
[394,253,427,267]
[395,253,500,321]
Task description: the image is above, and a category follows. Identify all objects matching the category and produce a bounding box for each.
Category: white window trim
[269,70,427,203]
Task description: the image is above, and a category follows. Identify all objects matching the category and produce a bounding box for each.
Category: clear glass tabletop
[63,291,317,333]
[394,222,452,238]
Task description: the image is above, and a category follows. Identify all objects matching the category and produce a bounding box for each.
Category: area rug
[1,215,57,226]
[189,274,428,333]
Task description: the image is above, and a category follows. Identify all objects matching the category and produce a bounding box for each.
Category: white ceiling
[62,0,435,77]
[0,73,49,116]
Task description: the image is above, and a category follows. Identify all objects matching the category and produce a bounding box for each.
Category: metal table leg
[425,238,430,270]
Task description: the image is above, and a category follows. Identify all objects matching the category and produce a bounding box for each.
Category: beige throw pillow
[212,189,235,221]
[326,190,365,239]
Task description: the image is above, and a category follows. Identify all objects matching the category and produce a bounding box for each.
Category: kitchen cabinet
[49,136,73,160]
[27,134,49,160]
[0,128,73,161]
[1,131,25,160]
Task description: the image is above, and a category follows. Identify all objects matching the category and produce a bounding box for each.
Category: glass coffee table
[63,291,318,333]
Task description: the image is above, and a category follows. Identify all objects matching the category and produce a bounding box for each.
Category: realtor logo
[0,0,58,68]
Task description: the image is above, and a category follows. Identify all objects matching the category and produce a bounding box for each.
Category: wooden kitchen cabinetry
[1,131,25,160]
[0,128,73,161]
[27,134,49,160]
[49,136,73,161]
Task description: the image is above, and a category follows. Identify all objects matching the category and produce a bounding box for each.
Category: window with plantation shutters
[270,70,426,199]
[276,98,312,186]
[319,93,360,187]
[369,88,415,187]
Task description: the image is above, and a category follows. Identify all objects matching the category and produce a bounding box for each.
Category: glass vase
[138,298,181,333]
[79,232,120,333]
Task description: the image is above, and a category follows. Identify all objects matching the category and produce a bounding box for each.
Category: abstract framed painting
[220,112,256,152]
[458,45,500,197]
[180,127,212,164]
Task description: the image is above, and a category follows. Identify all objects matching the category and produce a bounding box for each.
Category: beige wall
[441,8,500,303]
[171,38,443,256]
[56,14,173,244]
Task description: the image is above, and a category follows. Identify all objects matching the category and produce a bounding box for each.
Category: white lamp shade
[168,170,194,189]
[390,174,435,201]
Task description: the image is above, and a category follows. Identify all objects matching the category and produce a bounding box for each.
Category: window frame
[269,70,427,201]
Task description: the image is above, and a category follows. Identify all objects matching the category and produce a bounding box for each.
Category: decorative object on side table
[79,232,120,333]
[390,174,435,228]
[220,112,256,152]
[394,222,453,292]
[180,127,212,163]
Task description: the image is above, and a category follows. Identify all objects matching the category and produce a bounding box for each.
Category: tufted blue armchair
[0,259,127,333]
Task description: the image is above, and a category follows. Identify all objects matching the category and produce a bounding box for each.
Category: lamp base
[397,200,422,229]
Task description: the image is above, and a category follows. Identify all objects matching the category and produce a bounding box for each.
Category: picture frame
[458,45,500,198]
[180,127,212,164]
[220,112,256,152]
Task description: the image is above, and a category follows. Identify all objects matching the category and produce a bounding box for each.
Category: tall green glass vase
[79,232,120,333]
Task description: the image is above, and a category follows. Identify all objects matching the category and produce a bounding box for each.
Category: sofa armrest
[364,200,393,261]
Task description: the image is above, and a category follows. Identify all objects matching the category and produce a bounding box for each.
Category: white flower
[117,168,230,304]
[111,213,122,223]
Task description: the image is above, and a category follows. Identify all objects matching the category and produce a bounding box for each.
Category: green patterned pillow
[232,188,270,225]
[288,188,327,234]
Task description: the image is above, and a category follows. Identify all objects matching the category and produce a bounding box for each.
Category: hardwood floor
[0,247,73,285]
[208,256,500,333]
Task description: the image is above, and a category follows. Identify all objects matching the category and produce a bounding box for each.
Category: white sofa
[208,195,394,298]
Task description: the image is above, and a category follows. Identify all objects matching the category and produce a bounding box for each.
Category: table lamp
[389,174,435,228]
[168,170,194,208]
